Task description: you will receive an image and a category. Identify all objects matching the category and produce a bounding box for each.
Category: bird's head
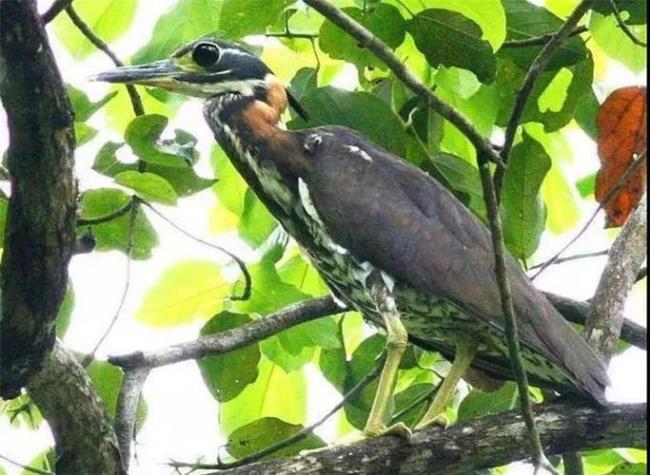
[93,37,308,118]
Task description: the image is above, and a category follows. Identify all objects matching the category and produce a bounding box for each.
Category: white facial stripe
[346,145,373,162]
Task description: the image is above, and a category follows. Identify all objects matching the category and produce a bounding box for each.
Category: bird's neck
[204,76,309,178]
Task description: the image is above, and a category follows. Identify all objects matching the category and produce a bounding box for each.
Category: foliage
[0,0,646,474]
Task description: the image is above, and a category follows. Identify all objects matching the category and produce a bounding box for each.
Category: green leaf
[56,284,75,338]
[590,11,647,72]
[136,260,228,326]
[86,360,147,430]
[220,0,295,38]
[408,9,496,84]
[576,172,596,198]
[592,0,647,25]
[114,171,178,205]
[1,394,43,430]
[290,87,407,156]
[198,312,261,402]
[212,145,247,216]
[429,153,486,219]
[500,0,589,71]
[277,254,329,297]
[501,132,551,259]
[125,114,196,168]
[607,463,647,475]
[67,85,118,122]
[74,122,98,147]
[574,88,600,140]
[233,259,310,316]
[226,417,325,461]
[21,450,55,475]
[133,0,222,64]
[78,188,159,259]
[0,195,7,247]
[219,357,308,435]
[457,382,518,421]
[239,189,278,247]
[320,4,406,69]
[289,67,318,102]
[94,142,216,197]
[391,383,434,427]
[53,0,137,58]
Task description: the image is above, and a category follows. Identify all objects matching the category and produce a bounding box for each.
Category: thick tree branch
[109,296,341,368]
[301,0,504,167]
[210,402,646,475]
[587,194,647,361]
[115,367,149,471]
[27,343,125,474]
[0,0,77,399]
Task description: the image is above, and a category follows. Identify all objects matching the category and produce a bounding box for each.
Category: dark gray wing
[303,126,608,403]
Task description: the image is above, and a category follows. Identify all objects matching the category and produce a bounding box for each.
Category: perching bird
[96,38,608,436]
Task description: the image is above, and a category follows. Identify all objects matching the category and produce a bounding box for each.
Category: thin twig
[529,250,608,270]
[0,453,54,475]
[301,0,504,167]
[477,159,551,473]
[64,5,144,116]
[109,296,341,369]
[503,26,589,48]
[41,0,73,24]
[494,0,596,199]
[138,199,252,301]
[607,0,646,47]
[115,367,150,471]
[169,363,383,471]
[77,199,134,226]
[532,150,647,281]
[82,202,138,367]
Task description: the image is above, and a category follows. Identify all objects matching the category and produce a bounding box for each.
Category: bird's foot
[414,414,449,431]
[533,455,560,475]
[364,421,412,439]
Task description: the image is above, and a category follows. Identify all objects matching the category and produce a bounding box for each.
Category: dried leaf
[595,86,647,228]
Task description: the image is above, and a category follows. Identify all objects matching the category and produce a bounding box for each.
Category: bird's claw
[364,422,412,439]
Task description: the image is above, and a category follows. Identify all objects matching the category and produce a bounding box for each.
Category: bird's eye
[192,42,220,67]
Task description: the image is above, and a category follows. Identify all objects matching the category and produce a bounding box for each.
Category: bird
[95,38,609,437]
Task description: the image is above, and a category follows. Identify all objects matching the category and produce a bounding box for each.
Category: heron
[95,38,608,437]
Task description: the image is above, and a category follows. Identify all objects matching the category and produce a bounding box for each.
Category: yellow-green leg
[415,340,476,430]
[363,277,411,439]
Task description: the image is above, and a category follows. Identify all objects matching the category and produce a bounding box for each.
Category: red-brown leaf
[595,86,647,228]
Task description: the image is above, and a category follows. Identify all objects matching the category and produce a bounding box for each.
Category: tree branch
[502,26,589,48]
[40,0,73,24]
[587,194,647,361]
[27,343,125,474]
[0,0,77,399]
[209,402,646,475]
[301,0,504,167]
[109,296,341,369]
[114,367,149,471]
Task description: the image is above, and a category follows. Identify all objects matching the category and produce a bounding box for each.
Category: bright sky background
[0,1,646,474]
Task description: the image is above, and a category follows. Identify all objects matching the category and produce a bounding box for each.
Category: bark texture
[0,0,77,398]
[215,402,646,475]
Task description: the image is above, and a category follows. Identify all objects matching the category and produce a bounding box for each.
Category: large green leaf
[457,382,518,421]
[277,254,329,297]
[501,132,551,260]
[53,0,137,58]
[226,417,325,460]
[135,260,228,326]
[114,171,178,205]
[239,189,278,247]
[408,9,496,84]
[94,142,216,197]
[198,312,261,402]
[290,87,407,156]
[391,383,435,427]
[219,357,307,435]
[220,0,295,38]
[133,0,223,64]
[320,4,406,69]
[607,463,647,475]
[77,188,158,260]
[429,153,486,219]
[499,0,589,71]
[86,360,147,430]
[125,114,197,168]
[590,11,647,72]
[67,85,118,122]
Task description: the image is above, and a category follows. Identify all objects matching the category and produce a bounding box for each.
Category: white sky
[0,1,646,474]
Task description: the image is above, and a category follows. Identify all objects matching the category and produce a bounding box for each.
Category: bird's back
[299,125,609,404]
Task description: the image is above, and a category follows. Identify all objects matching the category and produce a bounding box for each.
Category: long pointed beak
[91,60,182,85]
